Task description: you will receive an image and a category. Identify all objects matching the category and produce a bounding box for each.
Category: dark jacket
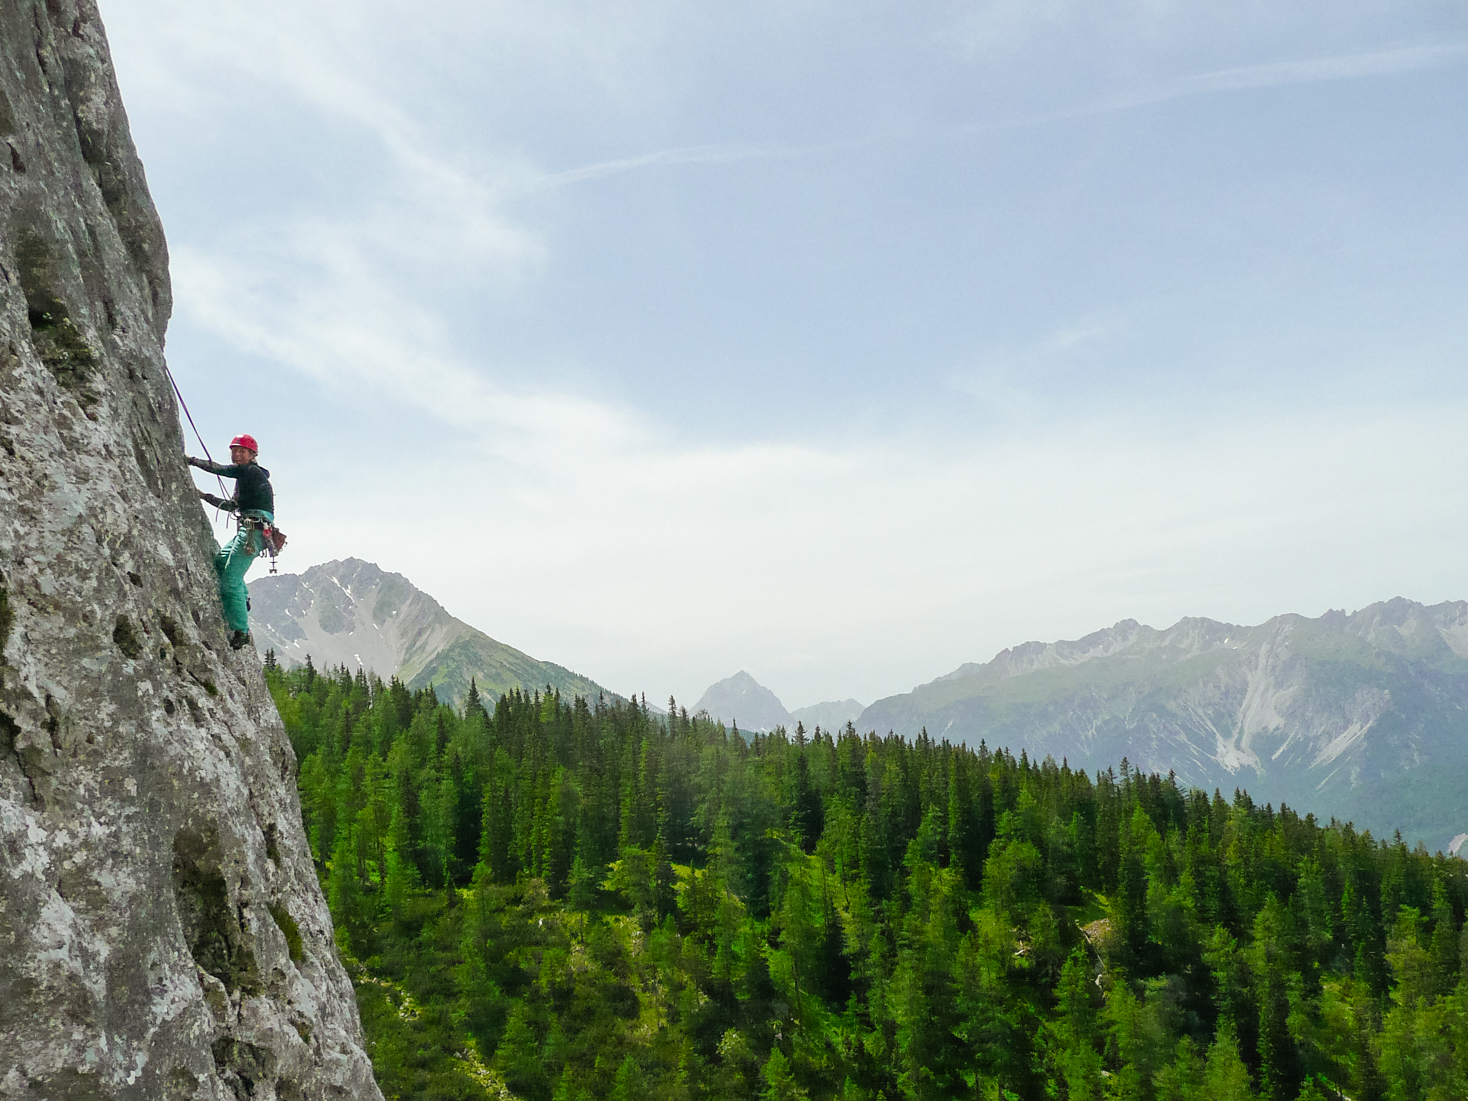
[190,457,274,516]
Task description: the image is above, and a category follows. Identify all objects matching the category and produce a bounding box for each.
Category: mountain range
[858,598,1468,849]
[248,558,614,705]
[252,563,1465,848]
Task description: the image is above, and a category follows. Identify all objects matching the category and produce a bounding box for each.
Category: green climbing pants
[213,517,269,634]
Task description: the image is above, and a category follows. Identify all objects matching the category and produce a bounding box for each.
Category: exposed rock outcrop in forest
[0,2,381,1097]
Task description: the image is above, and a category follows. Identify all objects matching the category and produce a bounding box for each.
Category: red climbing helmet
[230,433,259,454]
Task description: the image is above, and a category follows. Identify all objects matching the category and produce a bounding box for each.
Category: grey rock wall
[0,2,382,1097]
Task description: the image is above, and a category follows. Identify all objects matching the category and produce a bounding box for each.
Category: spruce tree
[328,824,361,950]
[1429,881,1460,995]
[1049,950,1103,1100]
[759,1048,806,1101]
[383,801,420,917]
[1202,1026,1258,1101]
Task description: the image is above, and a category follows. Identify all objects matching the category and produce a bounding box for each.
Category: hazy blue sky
[103,0,1468,709]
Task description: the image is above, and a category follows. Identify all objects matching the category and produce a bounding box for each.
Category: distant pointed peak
[693,670,791,732]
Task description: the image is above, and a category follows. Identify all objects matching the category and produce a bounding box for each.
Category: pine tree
[1115,805,1153,967]
[1253,898,1301,1101]
[791,751,822,853]
[383,800,420,916]
[568,850,597,914]
[494,1002,546,1097]
[327,823,361,949]
[760,1048,807,1101]
[609,1055,646,1101]
[1429,881,1460,995]
[1256,962,1296,1100]
[1202,1026,1258,1101]
[1049,950,1104,1100]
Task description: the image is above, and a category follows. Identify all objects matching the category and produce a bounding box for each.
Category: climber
[187,433,274,650]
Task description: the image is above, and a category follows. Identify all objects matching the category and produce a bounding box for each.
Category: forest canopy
[265,656,1468,1101]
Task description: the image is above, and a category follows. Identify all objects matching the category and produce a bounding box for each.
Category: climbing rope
[162,361,228,501]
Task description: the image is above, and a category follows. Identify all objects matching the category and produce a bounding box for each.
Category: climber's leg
[214,526,261,634]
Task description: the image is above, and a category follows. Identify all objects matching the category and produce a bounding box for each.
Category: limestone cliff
[0,2,382,1097]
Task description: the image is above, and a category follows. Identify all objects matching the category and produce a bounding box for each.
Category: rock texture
[0,2,382,1097]
[859,599,1468,848]
[249,557,615,706]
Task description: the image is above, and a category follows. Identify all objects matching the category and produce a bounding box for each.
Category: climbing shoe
[229,630,252,651]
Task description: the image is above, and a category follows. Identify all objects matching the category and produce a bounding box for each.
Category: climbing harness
[165,363,287,571]
[248,517,288,575]
[238,517,286,574]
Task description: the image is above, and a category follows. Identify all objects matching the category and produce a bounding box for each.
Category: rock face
[249,557,615,705]
[0,3,382,1098]
[859,599,1468,848]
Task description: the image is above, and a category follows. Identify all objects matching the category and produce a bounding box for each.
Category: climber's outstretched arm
[187,455,248,477]
[198,490,238,512]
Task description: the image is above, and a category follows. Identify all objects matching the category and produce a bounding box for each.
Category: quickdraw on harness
[241,515,288,575]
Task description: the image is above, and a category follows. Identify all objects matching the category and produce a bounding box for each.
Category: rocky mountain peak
[0,2,380,1095]
[692,671,794,732]
[248,557,614,705]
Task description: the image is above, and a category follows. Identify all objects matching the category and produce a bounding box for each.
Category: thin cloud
[515,140,843,195]
[1066,43,1468,122]
[1190,43,1468,91]
[945,42,1468,139]
[171,241,619,457]
[500,40,1468,198]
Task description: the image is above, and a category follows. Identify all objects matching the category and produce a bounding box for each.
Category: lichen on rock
[0,2,382,1097]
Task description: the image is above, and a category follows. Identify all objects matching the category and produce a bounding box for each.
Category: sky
[100,0,1468,711]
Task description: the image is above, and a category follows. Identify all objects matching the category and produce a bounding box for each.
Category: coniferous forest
[264,657,1468,1101]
